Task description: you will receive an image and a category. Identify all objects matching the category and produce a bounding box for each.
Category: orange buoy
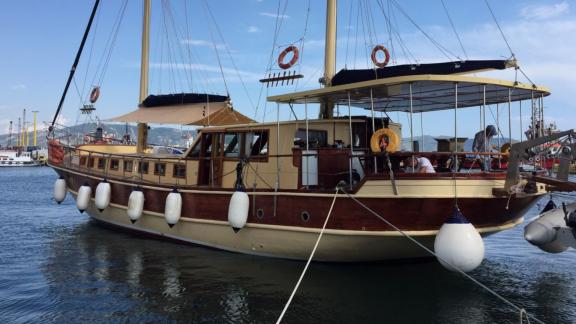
[278,45,299,70]
[371,45,390,68]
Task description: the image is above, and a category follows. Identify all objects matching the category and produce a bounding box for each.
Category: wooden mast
[136,0,151,153]
[319,0,337,119]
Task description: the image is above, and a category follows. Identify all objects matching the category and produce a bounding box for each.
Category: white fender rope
[276,188,339,324]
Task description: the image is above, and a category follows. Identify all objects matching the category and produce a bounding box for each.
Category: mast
[8,121,12,147]
[319,0,337,119]
[22,109,26,148]
[136,0,151,154]
[32,111,38,147]
[49,0,100,133]
[17,118,21,147]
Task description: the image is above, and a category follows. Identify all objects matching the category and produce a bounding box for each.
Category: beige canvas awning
[108,102,255,126]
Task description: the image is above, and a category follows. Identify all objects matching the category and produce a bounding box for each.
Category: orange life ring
[371,45,390,68]
[278,45,299,70]
[90,86,100,103]
[370,128,399,154]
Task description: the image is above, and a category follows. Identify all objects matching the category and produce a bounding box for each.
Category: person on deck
[472,125,498,171]
[404,156,436,173]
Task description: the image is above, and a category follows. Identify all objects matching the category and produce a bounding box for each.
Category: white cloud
[10,84,26,90]
[180,39,225,49]
[247,26,260,33]
[260,12,289,19]
[520,1,570,20]
[147,62,261,80]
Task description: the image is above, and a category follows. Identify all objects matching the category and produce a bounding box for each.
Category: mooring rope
[339,189,545,324]
[276,188,339,324]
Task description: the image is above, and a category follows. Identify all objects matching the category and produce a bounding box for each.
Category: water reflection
[36,200,576,323]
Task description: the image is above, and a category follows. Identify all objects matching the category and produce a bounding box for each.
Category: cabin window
[247,131,269,157]
[124,160,133,172]
[188,139,201,158]
[294,129,327,148]
[139,161,149,174]
[110,159,119,171]
[97,158,106,169]
[173,164,186,178]
[154,163,166,176]
[79,156,87,166]
[223,133,241,158]
[88,157,95,168]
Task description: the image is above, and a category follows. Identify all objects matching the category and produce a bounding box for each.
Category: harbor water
[1,167,575,323]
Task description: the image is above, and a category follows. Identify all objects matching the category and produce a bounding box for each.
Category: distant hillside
[0,123,196,148]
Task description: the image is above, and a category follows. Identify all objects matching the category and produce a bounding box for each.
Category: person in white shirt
[404,156,435,173]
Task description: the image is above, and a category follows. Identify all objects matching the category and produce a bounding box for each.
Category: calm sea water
[0,167,575,323]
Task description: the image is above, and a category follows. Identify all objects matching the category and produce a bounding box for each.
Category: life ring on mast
[370,128,399,154]
[371,45,390,68]
[278,45,299,70]
[89,86,100,103]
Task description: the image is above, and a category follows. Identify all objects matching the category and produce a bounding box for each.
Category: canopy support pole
[454,83,459,173]
[497,103,501,168]
[305,97,309,189]
[519,100,523,142]
[370,88,377,173]
[274,103,280,217]
[409,83,414,171]
[483,85,487,153]
[508,88,512,146]
[347,92,353,188]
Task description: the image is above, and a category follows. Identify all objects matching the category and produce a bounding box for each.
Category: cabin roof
[108,101,255,126]
[267,74,550,113]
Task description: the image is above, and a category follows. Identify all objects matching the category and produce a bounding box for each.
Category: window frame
[154,162,166,176]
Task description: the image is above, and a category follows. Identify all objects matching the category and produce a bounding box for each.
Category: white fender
[54,178,67,204]
[127,189,145,223]
[76,184,92,213]
[95,180,111,212]
[165,190,182,227]
[228,191,249,232]
[434,208,485,272]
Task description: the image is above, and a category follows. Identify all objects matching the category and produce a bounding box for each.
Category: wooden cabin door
[197,133,223,187]
[210,133,224,187]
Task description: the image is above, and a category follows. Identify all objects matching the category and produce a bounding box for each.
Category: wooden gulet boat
[48,0,559,262]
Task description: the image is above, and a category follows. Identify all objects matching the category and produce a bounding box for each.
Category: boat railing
[50,140,531,191]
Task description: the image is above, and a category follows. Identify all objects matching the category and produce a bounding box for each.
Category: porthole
[300,211,310,222]
[256,208,265,219]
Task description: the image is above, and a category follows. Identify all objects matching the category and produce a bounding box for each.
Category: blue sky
[1,0,575,141]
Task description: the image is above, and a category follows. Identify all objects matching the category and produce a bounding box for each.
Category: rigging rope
[203,0,257,110]
[339,188,545,324]
[201,2,229,96]
[389,0,461,61]
[276,188,339,324]
[440,0,468,60]
[254,0,289,121]
[483,0,514,59]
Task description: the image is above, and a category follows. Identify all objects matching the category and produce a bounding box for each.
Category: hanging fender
[278,45,299,70]
[371,45,390,68]
[370,128,400,154]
